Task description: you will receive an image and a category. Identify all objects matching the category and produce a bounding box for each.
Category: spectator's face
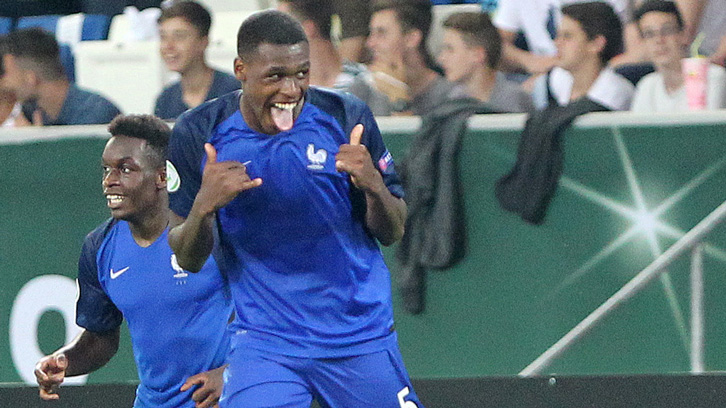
[159,17,208,74]
[438,28,484,83]
[638,11,685,69]
[235,42,310,134]
[367,9,406,67]
[102,135,164,223]
[555,16,603,72]
[0,54,34,101]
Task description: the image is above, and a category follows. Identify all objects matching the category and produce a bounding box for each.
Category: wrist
[189,201,216,221]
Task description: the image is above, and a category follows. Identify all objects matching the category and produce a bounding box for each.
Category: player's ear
[157,166,167,190]
[234,57,246,82]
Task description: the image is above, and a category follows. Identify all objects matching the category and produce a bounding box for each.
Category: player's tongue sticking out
[271,102,296,132]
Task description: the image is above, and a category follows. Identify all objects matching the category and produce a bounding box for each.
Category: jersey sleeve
[354,101,405,199]
[168,113,206,218]
[76,224,123,333]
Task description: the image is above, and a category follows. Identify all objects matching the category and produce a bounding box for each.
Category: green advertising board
[2,111,726,385]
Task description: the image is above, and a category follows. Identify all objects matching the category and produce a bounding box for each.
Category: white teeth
[106,195,124,205]
[273,102,297,110]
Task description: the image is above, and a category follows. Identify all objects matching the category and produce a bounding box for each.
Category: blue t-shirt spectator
[27,84,122,125]
[154,69,239,120]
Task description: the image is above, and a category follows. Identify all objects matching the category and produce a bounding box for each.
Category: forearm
[500,42,531,72]
[675,0,707,42]
[168,207,215,273]
[55,329,119,377]
[364,183,407,246]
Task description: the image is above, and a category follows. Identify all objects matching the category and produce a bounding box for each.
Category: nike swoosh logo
[110,266,130,279]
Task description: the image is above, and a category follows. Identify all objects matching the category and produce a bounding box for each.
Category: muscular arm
[169,143,262,272]
[336,124,406,246]
[168,206,215,273]
[35,328,119,400]
[363,182,407,246]
[60,328,120,376]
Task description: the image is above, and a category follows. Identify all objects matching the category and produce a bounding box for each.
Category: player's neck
[568,60,603,102]
[128,205,170,248]
[180,62,214,93]
[659,61,685,94]
[466,68,498,103]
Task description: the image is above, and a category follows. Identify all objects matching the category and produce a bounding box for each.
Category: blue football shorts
[219,335,424,408]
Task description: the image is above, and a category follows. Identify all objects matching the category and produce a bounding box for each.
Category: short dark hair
[5,28,65,80]
[371,0,436,68]
[158,0,212,37]
[108,114,171,168]
[561,1,624,65]
[443,11,501,69]
[279,0,334,42]
[633,0,683,30]
[237,10,308,60]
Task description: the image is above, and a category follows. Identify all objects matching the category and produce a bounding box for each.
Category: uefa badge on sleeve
[378,150,393,172]
[166,160,181,193]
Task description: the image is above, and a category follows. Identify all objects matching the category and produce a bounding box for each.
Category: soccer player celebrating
[167,10,423,408]
[35,115,232,408]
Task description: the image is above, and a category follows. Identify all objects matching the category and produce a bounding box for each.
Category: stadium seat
[74,40,168,115]
[16,14,61,33]
[107,13,129,42]
[107,7,160,42]
[80,14,111,41]
[17,13,110,43]
[202,0,271,14]
[15,13,110,83]
[0,17,13,35]
[206,10,256,74]
[209,11,256,45]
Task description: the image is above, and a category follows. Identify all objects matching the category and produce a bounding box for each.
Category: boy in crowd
[438,11,533,113]
[154,1,239,120]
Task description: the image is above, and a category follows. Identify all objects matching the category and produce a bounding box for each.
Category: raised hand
[35,354,67,400]
[335,124,383,194]
[194,143,262,216]
[13,109,44,127]
[180,365,226,408]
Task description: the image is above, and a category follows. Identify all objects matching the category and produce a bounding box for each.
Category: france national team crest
[307,144,327,170]
[171,254,188,284]
[378,150,393,171]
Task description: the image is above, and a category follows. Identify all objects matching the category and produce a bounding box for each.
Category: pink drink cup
[682,57,709,110]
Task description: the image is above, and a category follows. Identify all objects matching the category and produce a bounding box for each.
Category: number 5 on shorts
[397,386,418,408]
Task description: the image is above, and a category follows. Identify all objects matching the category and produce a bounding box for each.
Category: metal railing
[519,199,726,377]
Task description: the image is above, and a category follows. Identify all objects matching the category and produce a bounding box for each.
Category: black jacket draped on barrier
[396,98,482,314]
[495,97,608,225]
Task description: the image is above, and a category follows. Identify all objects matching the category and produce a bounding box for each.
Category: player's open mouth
[270,101,300,132]
[106,194,125,207]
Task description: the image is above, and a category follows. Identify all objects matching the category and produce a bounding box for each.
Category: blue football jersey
[168,87,404,358]
[76,219,232,408]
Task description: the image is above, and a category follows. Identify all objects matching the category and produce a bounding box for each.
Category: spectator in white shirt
[631,0,726,112]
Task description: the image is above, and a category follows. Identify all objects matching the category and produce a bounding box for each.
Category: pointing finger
[204,143,217,164]
[349,124,364,146]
